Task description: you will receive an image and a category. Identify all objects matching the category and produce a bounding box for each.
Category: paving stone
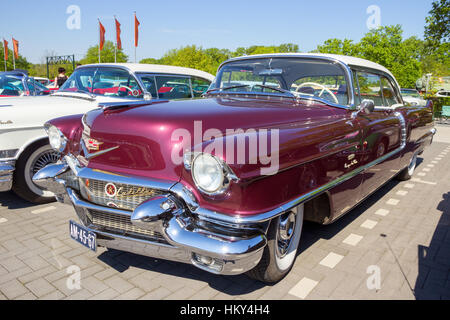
[113,287,145,300]
[79,276,109,295]
[25,278,56,297]
[164,286,197,300]
[88,288,120,300]
[103,275,134,294]
[0,279,29,299]
[139,287,171,300]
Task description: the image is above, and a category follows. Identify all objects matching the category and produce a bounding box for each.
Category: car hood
[80,96,344,182]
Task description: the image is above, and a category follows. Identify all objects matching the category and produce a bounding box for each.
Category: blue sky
[0,0,434,64]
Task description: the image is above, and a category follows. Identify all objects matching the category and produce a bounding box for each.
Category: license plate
[69,220,97,252]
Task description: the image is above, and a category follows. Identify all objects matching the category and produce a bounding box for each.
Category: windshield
[59,67,143,98]
[400,89,420,98]
[0,74,25,96]
[211,57,350,105]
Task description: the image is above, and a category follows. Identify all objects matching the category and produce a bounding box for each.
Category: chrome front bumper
[33,157,267,275]
[0,160,15,192]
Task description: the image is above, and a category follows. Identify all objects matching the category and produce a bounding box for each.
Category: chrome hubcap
[277,211,296,257]
[30,150,59,179]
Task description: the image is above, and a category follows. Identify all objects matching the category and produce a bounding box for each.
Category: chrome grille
[80,178,163,211]
[89,209,165,240]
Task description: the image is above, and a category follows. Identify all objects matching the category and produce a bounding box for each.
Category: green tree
[232,43,299,56]
[79,41,128,64]
[314,25,423,88]
[313,39,357,56]
[424,0,450,47]
[0,42,31,71]
[141,45,231,75]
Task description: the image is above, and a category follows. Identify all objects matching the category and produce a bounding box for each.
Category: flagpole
[3,39,6,71]
[12,40,15,70]
[114,15,117,63]
[98,19,101,63]
[134,12,137,63]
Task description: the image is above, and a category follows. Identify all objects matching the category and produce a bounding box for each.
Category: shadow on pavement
[414,192,450,299]
[96,162,421,295]
[0,191,36,209]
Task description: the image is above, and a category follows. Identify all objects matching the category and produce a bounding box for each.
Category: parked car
[0,63,214,203]
[34,76,50,86]
[33,54,435,283]
[435,89,450,97]
[0,70,52,97]
[400,88,427,107]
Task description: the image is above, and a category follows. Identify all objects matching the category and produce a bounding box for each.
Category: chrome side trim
[171,111,408,225]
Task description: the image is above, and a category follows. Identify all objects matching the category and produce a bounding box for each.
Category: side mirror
[353,99,375,118]
[360,99,375,113]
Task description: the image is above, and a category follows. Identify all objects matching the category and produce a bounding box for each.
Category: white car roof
[78,63,215,82]
[223,53,398,84]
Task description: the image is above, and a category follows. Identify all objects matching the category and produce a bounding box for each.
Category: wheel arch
[14,135,49,161]
[303,190,333,225]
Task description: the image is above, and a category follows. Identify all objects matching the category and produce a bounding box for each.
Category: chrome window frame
[214,55,357,110]
[350,65,405,108]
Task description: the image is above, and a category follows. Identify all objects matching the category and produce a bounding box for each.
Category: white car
[400,88,427,107]
[0,63,214,203]
[435,89,450,97]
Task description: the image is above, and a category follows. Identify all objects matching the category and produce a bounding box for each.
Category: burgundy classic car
[33,53,435,283]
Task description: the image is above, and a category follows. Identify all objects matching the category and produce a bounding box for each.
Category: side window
[357,72,383,106]
[155,76,192,99]
[139,75,158,98]
[191,77,211,97]
[381,77,400,106]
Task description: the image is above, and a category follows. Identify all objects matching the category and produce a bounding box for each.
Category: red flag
[115,18,122,50]
[12,38,19,59]
[99,20,106,51]
[134,14,140,47]
[3,39,8,61]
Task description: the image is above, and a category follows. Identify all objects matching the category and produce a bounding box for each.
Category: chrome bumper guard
[0,160,15,192]
[33,156,266,275]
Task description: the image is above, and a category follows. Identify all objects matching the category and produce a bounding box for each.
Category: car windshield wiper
[251,84,298,98]
[205,84,251,94]
[206,84,298,99]
[58,88,95,97]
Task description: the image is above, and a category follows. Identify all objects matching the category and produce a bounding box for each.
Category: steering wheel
[118,84,135,95]
[296,82,339,104]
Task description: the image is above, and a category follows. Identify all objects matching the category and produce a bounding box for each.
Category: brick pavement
[0,124,449,300]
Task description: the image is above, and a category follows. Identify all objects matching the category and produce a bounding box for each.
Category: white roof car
[0,63,214,203]
[223,53,399,88]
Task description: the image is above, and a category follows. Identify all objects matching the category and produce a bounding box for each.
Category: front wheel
[247,204,304,283]
[12,141,59,203]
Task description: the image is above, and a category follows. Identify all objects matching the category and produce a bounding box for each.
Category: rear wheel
[12,141,59,203]
[247,204,304,283]
[397,152,417,181]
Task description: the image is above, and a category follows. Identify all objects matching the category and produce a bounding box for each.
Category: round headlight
[46,125,67,152]
[191,154,225,194]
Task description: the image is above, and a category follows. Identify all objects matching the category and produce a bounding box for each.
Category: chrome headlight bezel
[44,123,67,153]
[185,152,238,195]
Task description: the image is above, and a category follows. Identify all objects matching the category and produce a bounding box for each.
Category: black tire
[397,152,418,181]
[247,205,304,283]
[12,140,59,204]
